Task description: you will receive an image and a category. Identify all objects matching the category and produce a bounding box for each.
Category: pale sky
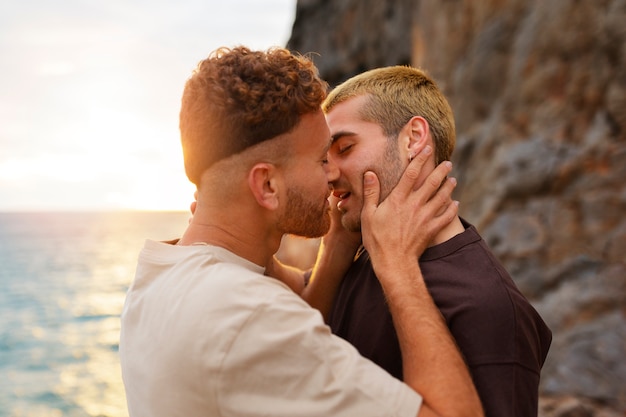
[0,0,297,211]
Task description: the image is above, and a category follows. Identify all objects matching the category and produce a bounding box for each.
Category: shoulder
[219,284,423,416]
[420,224,551,370]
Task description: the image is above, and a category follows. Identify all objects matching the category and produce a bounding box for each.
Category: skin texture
[359,148,482,417]
[325,94,464,242]
[180,49,482,417]
[179,110,335,263]
[299,93,466,321]
[327,95,405,232]
[276,113,335,238]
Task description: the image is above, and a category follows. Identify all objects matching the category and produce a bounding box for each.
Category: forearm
[359,149,483,416]
[301,234,359,321]
[265,256,307,295]
[377,261,483,417]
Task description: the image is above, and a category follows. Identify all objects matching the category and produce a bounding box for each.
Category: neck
[178,211,281,268]
[429,216,464,247]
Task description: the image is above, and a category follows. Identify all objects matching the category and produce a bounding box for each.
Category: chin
[311,216,332,238]
[341,215,361,234]
[298,213,331,239]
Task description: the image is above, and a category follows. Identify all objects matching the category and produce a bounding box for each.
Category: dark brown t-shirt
[328,219,552,417]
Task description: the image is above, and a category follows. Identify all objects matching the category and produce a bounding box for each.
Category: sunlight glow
[0,0,295,211]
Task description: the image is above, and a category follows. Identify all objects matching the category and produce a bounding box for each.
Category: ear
[248,163,281,211]
[400,116,430,160]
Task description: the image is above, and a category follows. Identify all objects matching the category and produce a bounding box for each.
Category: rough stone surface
[287,0,626,415]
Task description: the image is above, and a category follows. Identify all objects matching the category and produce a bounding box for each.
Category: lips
[333,191,351,212]
[333,191,350,199]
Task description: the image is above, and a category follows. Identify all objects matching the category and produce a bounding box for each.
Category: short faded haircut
[322,66,455,165]
[180,46,328,185]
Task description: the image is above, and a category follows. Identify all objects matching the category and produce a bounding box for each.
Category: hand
[324,194,362,255]
[360,146,458,272]
[302,194,362,319]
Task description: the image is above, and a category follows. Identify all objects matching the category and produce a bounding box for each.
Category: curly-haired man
[119,47,483,417]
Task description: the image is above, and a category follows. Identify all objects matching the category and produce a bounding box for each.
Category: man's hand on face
[360,145,459,272]
[325,194,362,254]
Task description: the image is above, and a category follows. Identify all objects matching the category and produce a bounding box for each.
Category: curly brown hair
[179,46,328,185]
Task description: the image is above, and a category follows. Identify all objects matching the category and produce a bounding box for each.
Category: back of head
[180,46,328,185]
[322,66,455,165]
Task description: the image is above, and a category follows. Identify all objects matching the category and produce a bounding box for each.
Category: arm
[361,146,483,417]
[265,196,361,321]
[266,238,356,321]
[264,255,308,294]
[300,195,362,321]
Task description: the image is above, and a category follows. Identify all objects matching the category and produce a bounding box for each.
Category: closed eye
[338,144,353,154]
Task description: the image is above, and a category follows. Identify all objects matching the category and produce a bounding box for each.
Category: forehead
[325,95,386,142]
[291,110,331,152]
[325,95,369,126]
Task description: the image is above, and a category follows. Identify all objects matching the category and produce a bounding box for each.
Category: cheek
[334,154,367,181]
[349,156,383,189]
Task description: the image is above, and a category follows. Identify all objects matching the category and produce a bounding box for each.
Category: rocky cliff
[287,0,626,416]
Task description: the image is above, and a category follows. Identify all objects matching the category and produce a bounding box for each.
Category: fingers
[394,145,433,197]
[328,194,341,216]
[427,177,459,230]
[190,189,199,215]
[360,171,380,229]
[439,195,460,225]
[414,159,453,205]
[326,195,344,234]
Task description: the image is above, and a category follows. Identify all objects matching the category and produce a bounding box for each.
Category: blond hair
[323,66,455,165]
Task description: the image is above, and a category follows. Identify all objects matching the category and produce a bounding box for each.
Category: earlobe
[248,163,280,211]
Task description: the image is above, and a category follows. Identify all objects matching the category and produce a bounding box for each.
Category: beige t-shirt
[120,240,422,417]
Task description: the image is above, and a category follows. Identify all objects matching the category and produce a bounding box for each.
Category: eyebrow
[330,130,357,144]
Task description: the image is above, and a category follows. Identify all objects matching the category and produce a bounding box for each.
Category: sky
[0,0,297,211]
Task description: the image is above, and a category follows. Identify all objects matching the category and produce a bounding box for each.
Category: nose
[324,153,340,184]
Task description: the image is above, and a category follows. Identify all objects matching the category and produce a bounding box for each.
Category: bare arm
[267,239,357,321]
[300,196,362,321]
[361,146,483,417]
[264,255,307,294]
[265,233,359,322]
[264,195,361,321]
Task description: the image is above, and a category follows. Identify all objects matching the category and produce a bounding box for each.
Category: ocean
[0,211,191,417]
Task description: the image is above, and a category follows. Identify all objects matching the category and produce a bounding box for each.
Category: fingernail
[423,146,432,155]
[445,161,452,168]
[363,171,375,185]
[449,177,457,186]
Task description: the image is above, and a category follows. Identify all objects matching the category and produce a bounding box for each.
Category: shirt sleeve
[471,363,540,417]
[217,289,422,417]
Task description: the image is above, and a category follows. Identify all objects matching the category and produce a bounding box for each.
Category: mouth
[333,191,351,212]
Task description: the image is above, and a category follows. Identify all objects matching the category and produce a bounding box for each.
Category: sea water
[0,211,190,417]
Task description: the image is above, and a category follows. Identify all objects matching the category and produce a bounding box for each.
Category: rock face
[288,0,626,415]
